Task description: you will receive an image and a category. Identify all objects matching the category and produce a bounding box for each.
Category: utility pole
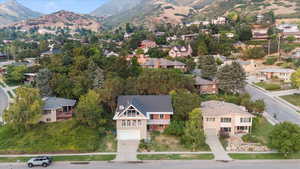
[278,34,281,61]
[268,39,271,56]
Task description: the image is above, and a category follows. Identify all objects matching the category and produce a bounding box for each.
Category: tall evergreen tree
[199,55,217,80]
[36,68,53,96]
[217,62,246,93]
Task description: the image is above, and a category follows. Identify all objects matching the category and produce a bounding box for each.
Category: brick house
[169,45,192,58]
[257,68,295,83]
[142,58,186,71]
[41,97,77,123]
[113,95,173,140]
[202,101,254,136]
[194,76,218,94]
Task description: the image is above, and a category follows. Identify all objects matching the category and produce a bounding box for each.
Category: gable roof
[201,100,254,117]
[43,97,76,110]
[116,95,173,116]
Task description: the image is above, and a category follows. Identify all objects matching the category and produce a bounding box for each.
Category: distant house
[202,101,254,136]
[24,73,37,85]
[181,34,198,41]
[113,95,174,140]
[277,23,299,33]
[41,97,77,123]
[225,32,235,38]
[169,45,193,58]
[142,58,186,71]
[257,68,295,82]
[0,52,7,59]
[139,40,157,53]
[40,49,61,58]
[126,54,149,65]
[237,59,257,76]
[194,76,218,94]
[256,14,264,23]
[166,35,178,42]
[252,28,269,40]
[288,48,300,59]
[211,17,226,25]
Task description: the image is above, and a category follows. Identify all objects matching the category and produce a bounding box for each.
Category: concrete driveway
[205,129,232,162]
[113,140,140,162]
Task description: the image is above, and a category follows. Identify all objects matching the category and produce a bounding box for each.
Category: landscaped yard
[242,117,274,145]
[0,120,117,154]
[281,94,300,107]
[139,133,210,152]
[255,82,282,91]
[137,154,214,160]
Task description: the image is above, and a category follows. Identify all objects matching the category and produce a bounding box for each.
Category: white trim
[113,104,147,120]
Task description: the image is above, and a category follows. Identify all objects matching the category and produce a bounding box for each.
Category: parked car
[27,156,51,168]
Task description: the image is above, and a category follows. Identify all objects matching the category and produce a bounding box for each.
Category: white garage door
[118,130,140,140]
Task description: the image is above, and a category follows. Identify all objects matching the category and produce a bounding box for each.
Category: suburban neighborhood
[0,0,300,169]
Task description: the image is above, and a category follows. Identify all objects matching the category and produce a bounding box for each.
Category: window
[159,114,164,119]
[221,118,231,123]
[127,120,131,127]
[237,126,248,130]
[150,114,154,119]
[44,110,51,114]
[121,120,126,127]
[63,106,68,112]
[138,120,142,126]
[206,118,215,122]
[159,125,164,128]
[132,120,136,127]
[221,127,231,132]
[126,107,138,117]
[46,118,51,122]
[240,118,251,123]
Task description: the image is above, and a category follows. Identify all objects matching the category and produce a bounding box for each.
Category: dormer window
[126,106,138,117]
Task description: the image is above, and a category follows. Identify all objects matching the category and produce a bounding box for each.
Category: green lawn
[0,155,116,163]
[0,120,117,154]
[230,153,300,160]
[242,117,274,145]
[254,82,281,91]
[137,154,214,160]
[139,133,210,152]
[281,94,300,107]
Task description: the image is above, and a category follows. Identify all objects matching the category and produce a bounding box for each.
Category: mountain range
[0,0,42,25]
[0,0,299,29]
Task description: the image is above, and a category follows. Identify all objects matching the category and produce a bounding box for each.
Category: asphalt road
[0,87,8,120]
[245,84,300,125]
[1,160,299,169]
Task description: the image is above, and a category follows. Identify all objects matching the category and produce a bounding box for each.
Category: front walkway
[205,129,232,162]
[113,140,140,162]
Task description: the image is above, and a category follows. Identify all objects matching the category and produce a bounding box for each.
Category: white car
[27,157,51,168]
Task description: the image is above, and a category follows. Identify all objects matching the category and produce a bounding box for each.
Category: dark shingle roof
[116,95,173,116]
[43,97,76,110]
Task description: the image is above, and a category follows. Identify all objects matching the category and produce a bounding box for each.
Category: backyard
[280,94,300,107]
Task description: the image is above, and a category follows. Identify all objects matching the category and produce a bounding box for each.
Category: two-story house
[169,45,193,58]
[113,95,174,140]
[202,101,254,136]
[257,68,295,83]
[41,97,77,123]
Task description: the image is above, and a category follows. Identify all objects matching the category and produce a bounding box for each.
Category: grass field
[230,153,300,160]
[0,155,116,163]
[250,117,274,145]
[281,94,300,107]
[254,82,281,91]
[137,154,214,160]
[0,120,117,154]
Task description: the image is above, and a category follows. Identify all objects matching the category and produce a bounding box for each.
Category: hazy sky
[0,0,107,14]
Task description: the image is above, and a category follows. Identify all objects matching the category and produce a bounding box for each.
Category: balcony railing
[147,119,170,125]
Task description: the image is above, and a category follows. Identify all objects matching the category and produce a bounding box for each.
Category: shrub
[242,134,260,143]
[164,121,185,136]
[264,57,277,65]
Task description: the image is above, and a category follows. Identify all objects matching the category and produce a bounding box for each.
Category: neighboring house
[126,54,149,64]
[169,45,193,58]
[252,28,268,40]
[113,95,174,140]
[256,14,264,23]
[24,73,37,85]
[181,34,198,41]
[237,60,257,76]
[142,58,186,71]
[41,97,77,123]
[211,17,226,25]
[277,23,299,33]
[257,68,295,82]
[225,32,235,38]
[0,52,7,59]
[194,76,218,94]
[139,40,157,53]
[40,49,61,58]
[202,101,254,136]
[166,35,178,41]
